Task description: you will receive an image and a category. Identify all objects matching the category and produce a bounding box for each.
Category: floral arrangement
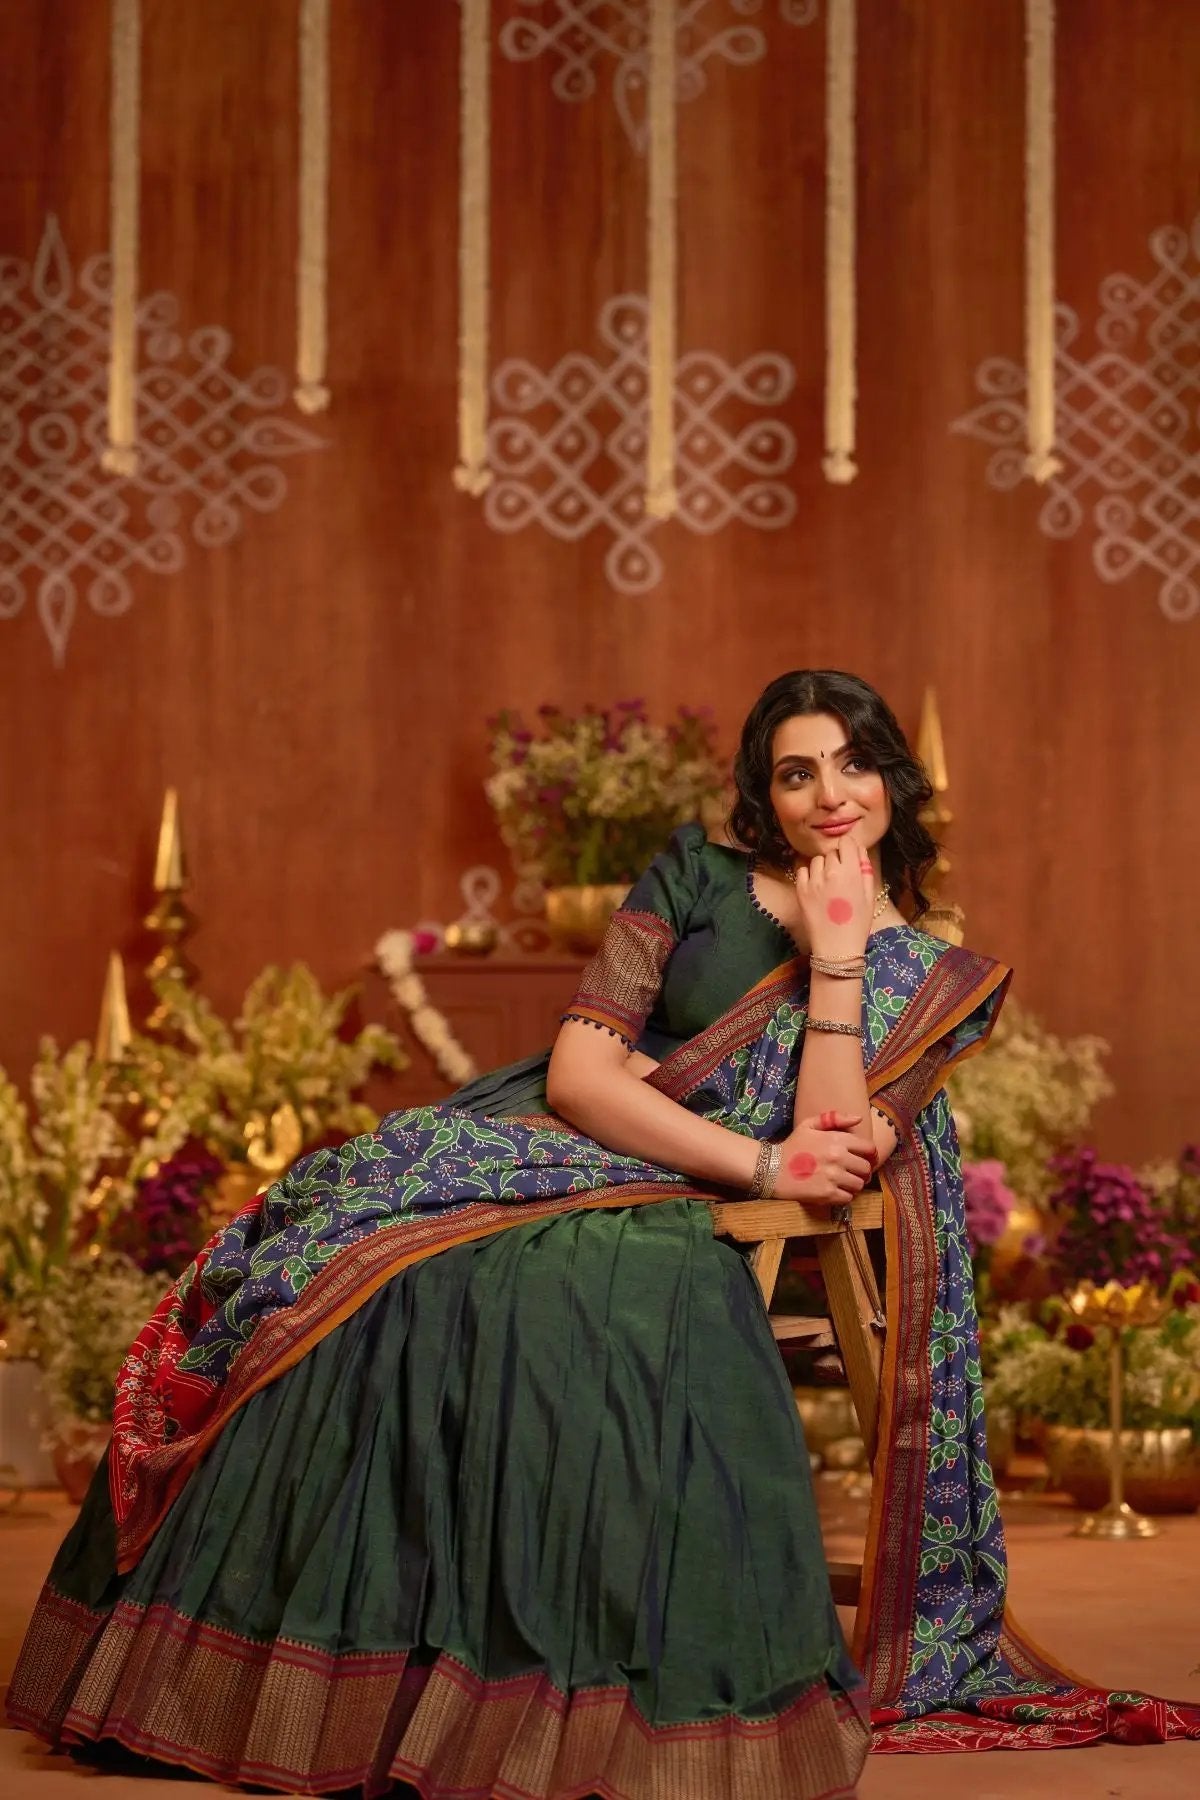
[0,1041,193,1327]
[1141,1146,1200,1261]
[107,1145,223,1278]
[950,1000,1112,1207]
[132,965,404,1164]
[1045,1149,1196,1291]
[986,1298,1200,1433]
[33,1252,166,1444]
[0,966,403,1355]
[963,1160,1019,1258]
[485,701,725,888]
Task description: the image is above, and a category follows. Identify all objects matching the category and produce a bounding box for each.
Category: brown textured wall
[2,0,1198,1159]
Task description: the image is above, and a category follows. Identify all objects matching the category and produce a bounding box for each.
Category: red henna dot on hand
[826,897,854,924]
[789,1152,817,1179]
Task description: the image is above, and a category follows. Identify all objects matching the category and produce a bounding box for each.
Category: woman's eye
[783,768,811,785]
[845,756,872,774]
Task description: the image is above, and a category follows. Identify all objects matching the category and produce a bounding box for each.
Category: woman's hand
[794,831,876,959]
[771,1111,877,1203]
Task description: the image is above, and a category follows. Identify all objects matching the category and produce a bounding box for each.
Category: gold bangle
[748,1139,782,1200]
[806,1017,865,1040]
[809,953,866,978]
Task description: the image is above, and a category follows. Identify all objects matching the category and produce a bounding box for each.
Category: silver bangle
[748,1140,783,1200]
[806,1017,865,1040]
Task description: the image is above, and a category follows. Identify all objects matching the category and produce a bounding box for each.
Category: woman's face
[768,710,892,864]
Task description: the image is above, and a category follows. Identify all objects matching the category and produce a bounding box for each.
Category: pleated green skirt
[9,1200,869,1798]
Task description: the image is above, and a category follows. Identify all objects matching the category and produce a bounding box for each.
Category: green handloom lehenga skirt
[12,1196,868,1798]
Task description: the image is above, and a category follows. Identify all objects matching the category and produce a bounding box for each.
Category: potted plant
[986,1296,1200,1513]
[0,1041,192,1487]
[129,964,405,1220]
[486,702,725,951]
[950,1002,1112,1309]
[34,1251,166,1502]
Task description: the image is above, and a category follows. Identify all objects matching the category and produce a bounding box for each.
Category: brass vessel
[1045,1426,1200,1516]
[544,885,630,955]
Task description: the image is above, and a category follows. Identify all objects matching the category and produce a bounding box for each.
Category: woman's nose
[814,767,844,807]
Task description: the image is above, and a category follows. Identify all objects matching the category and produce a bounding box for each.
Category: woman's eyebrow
[772,742,853,771]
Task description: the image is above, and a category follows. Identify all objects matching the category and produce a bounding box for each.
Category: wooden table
[358,951,588,1110]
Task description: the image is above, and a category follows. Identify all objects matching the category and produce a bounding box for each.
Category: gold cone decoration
[152,786,186,891]
[145,787,196,1027]
[916,687,953,895]
[95,950,133,1062]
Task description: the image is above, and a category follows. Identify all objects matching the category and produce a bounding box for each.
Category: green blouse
[565,822,797,1058]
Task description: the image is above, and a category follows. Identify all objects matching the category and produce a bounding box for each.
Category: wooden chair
[709,1190,886,1607]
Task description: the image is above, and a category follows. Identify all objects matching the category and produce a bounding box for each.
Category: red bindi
[789,1151,817,1179]
[826,897,854,924]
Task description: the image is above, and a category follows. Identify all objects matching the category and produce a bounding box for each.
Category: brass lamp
[1065,1281,1171,1541]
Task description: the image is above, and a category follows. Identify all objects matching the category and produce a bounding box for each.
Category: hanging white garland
[375,930,477,1087]
[101,0,142,476]
[295,0,332,414]
[644,0,678,520]
[1024,0,1062,482]
[823,0,857,484]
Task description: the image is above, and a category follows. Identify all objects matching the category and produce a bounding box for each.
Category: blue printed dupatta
[647,925,1200,1753]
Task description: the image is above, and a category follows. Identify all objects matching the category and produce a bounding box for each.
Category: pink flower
[963,1160,1017,1252]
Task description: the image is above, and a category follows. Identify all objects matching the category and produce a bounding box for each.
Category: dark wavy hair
[729,669,939,919]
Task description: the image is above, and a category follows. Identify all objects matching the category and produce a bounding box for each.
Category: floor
[2,1477,1198,1800]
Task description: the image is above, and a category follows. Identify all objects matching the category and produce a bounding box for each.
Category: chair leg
[748,1237,786,1307]
[816,1229,884,1465]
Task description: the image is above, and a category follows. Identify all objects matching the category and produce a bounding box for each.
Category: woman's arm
[790,837,900,1169]
[547,1021,876,1200]
[793,970,898,1167]
[547,1022,760,1188]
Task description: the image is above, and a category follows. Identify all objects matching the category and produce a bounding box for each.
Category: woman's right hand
[771,1112,876,1202]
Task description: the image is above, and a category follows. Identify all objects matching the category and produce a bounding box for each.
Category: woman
[9,671,1198,1798]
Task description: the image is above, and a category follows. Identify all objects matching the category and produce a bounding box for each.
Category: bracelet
[806,1017,865,1040]
[809,953,866,979]
[748,1140,783,1200]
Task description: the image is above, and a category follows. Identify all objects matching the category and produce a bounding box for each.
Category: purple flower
[1047,1149,1192,1291]
[111,1146,223,1277]
[963,1159,1017,1254]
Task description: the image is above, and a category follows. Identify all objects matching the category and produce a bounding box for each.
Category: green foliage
[950,1000,1112,1205]
[0,1040,192,1320]
[987,1305,1200,1432]
[129,965,405,1162]
[0,966,404,1330]
[34,1252,166,1437]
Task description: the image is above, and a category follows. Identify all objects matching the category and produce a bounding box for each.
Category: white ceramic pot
[0,1355,57,1488]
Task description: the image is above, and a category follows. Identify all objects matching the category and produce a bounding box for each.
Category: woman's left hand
[794,832,876,959]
